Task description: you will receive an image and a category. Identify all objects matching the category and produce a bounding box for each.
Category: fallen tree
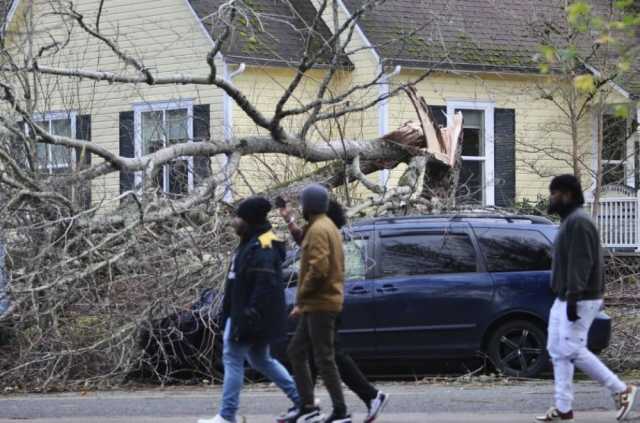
[0,0,465,389]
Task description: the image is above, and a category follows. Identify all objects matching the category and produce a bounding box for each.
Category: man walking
[286,184,351,423]
[278,197,389,423]
[536,174,637,422]
[198,197,299,423]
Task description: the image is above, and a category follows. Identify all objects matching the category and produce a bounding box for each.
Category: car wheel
[487,320,549,378]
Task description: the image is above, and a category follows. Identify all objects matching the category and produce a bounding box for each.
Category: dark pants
[287,311,347,414]
[310,316,377,405]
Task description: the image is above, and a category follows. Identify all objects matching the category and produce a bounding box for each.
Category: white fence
[587,194,640,250]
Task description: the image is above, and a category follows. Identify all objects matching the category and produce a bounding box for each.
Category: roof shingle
[343,0,639,98]
[189,0,342,68]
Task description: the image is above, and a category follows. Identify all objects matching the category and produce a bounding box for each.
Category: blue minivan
[283,214,612,378]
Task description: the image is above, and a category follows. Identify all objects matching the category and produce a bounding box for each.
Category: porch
[586,185,640,251]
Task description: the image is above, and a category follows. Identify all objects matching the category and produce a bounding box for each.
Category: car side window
[344,238,367,281]
[380,233,477,277]
[283,238,368,286]
[475,228,552,272]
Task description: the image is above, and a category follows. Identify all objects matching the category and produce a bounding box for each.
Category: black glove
[567,300,580,322]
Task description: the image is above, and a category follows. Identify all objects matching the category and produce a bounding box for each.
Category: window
[31,113,76,173]
[284,238,368,286]
[475,228,552,272]
[134,101,193,195]
[601,112,637,186]
[344,238,367,281]
[380,233,477,277]
[447,101,495,206]
[458,110,485,204]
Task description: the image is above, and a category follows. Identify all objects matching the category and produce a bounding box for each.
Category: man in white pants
[536,174,637,422]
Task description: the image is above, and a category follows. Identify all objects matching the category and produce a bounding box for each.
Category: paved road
[1,381,639,422]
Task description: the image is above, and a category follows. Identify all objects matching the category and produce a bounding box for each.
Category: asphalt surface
[1,381,639,422]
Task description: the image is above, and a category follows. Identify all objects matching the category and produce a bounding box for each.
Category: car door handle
[377,284,398,293]
[348,286,369,295]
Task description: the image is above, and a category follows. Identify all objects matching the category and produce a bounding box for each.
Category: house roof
[622,38,640,99]
[342,0,565,72]
[189,0,348,68]
[627,65,640,99]
[343,0,640,99]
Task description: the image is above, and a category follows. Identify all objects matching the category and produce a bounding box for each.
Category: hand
[567,300,580,322]
[289,306,301,319]
[279,206,294,223]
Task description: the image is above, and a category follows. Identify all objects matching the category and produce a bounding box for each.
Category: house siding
[17,0,225,207]
[388,71,594,202]
[229,66,335,196]
[14,0,631,208]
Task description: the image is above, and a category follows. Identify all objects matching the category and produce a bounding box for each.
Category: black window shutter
[119,111,135,193]
[494,108,516,207]
[192,104,211,185]
[429,105,447,128]
[76,114,92,208]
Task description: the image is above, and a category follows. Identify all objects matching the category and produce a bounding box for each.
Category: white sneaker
[364,391,389,423]
[197,415,233,423]
[615,384,638,421]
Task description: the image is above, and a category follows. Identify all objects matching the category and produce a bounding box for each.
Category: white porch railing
[586,192,640,250]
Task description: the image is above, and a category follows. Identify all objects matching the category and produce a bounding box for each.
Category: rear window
[475,228,552,272]
[380,233,477,277]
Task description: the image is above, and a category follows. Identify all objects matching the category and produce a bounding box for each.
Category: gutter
[221,61,246,202]
[223,62,246,140]
[378,65,402,187]
[2,0,19,36]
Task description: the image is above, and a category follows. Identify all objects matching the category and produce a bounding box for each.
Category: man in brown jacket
[286,184,350,423]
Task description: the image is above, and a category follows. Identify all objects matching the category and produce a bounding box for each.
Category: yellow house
[2,0,639,212]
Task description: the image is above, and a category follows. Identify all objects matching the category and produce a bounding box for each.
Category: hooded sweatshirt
[296,214,345,313]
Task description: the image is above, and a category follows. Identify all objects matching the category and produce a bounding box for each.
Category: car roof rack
[450,214,553,224]
[358,213,554,226]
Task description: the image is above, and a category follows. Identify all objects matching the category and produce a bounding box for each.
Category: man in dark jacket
[286,184,350,423]
[198,197,299,423]
[536,175,637,422]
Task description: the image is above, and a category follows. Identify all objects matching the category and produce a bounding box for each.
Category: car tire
[487,320,549,378]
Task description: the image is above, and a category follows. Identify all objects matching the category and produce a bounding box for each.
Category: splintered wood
[383,86,463,167]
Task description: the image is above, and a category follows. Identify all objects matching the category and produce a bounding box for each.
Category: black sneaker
[323,411,352,423]
[535,407,575,421]
[276,406,299,423]
[280,406,323,423]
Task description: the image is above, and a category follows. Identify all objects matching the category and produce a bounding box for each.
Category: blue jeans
[219,319,300,422]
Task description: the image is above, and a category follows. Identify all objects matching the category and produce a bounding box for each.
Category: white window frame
[26,111,77,173]
[591,105,637,188]
[446,100,495,206]
[133,100,194,193]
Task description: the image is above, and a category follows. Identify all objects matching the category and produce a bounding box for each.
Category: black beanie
[236,197,272,225]
[549,174,585,205]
